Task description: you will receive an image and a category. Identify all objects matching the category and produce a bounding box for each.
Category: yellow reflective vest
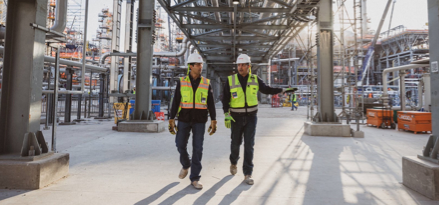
[179,76,210,112]
[228,74,259,112]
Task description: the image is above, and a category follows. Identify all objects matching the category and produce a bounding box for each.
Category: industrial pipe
[415,79,424,110]
[99,37,190,64]
[381,63,429,107]
[80,0,89,97]
[0,46,106,73]
[50,0,68,33]
[271,58,300,62]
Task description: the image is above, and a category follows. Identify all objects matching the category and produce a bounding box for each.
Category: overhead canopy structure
[158,0,320,73]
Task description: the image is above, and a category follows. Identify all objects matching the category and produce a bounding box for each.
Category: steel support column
[62,68,74,124]
[99,73,105,118]
[420,0,439,162]
[110,0,122,101]
[133,0,155,120]
[123,0,134,93]
[0,0,48,154]
[315,0,336,122]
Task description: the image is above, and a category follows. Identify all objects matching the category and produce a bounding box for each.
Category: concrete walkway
[0,105,436,205]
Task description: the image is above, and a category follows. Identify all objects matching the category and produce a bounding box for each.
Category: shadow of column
[300,135,349,205]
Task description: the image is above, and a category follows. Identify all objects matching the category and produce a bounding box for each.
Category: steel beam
[420,0,439,162]
[181,24,288,30]
[172,7,291,13]
[110,0,122,102]
[123,0,134,93]
[99,74,105,118]
[0,0,48,154]
[134,0,155,120]
[193,36,278,41]
[63,68,74,124]
[315,0,336,122]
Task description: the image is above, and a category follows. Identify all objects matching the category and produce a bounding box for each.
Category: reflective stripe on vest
[179,76,210,111]
[228,74,259,112]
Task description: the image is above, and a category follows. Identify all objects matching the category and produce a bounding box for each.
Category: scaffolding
[0,0,7,26]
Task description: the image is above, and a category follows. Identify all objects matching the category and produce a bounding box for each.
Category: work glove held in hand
[208,120,217,135]
[224,112,235,129]
[168,119,178,135]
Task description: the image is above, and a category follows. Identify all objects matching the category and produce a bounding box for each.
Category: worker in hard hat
[222,54,296,185]
[291,90,298,111]
[168,53,217,190]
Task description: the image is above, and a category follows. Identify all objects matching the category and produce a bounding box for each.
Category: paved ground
[0,105,437,205]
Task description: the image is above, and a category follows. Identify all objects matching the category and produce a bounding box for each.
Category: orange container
[366,109,394,128]
[155,112,165,121]
[397,111,431,134]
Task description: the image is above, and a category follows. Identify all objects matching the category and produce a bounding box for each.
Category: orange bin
[366,109,395,128]
[397,111,431,134]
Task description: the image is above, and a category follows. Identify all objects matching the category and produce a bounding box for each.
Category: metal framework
[375,25,429,85]
[157,0,320,76]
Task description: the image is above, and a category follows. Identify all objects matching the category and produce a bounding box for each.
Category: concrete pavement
[0,105,436,205]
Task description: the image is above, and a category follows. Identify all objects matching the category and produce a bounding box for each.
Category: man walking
[222,54,296,185]
[168,53,217,190]
[291,91,298,111]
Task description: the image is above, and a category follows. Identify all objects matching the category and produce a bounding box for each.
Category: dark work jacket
[222,74,282,116]
[170,74,216,123]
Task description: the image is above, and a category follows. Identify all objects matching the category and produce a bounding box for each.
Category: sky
[83,0,429,52]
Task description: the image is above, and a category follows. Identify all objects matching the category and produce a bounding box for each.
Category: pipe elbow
[50,0,68,33]
[100,53,111,64]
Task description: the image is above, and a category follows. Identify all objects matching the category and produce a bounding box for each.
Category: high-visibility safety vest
[179,76,210,112]
[228,74,259,113]
[291,93,297,102]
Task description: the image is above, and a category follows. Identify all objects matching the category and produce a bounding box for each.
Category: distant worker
[168,53,217,190]
[368,92,372,98]
[222,54,296,185]
[291,91,298,111]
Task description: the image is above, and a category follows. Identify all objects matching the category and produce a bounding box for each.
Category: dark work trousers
[175,121,206,182]
[230,115,257,176]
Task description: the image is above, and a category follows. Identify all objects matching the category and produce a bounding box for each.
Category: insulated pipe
[80,0,89,96]
[0,46,106,73]
[271,58,300,62]
[99,37,189,64]
[50,0,68,33]
[415,79,424,110]
[381,63,429,107]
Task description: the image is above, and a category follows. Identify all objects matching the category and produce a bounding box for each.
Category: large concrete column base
[403,156,439,200]
[0,153,69,189]
[118,120,166,133]
[304,122,352,137]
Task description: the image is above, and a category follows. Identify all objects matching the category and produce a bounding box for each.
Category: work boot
[244,175,254,185]
[179,168,189,179]
[230,164,237,175]
[191,181,203,189]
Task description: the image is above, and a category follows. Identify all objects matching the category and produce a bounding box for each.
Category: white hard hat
[236,54,251,64]
[187,53,204,64]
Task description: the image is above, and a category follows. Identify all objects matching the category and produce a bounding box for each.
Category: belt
[230,106,258,113]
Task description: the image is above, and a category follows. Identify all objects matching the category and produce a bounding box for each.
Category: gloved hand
[282,88,298,94]
[169,119,178,135]
[208,120,217,135]
[224,112,235,129]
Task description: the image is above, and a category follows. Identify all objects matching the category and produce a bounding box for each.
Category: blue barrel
[152,100,161,113]
[129,100,135,115]
[130,100,160,114]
